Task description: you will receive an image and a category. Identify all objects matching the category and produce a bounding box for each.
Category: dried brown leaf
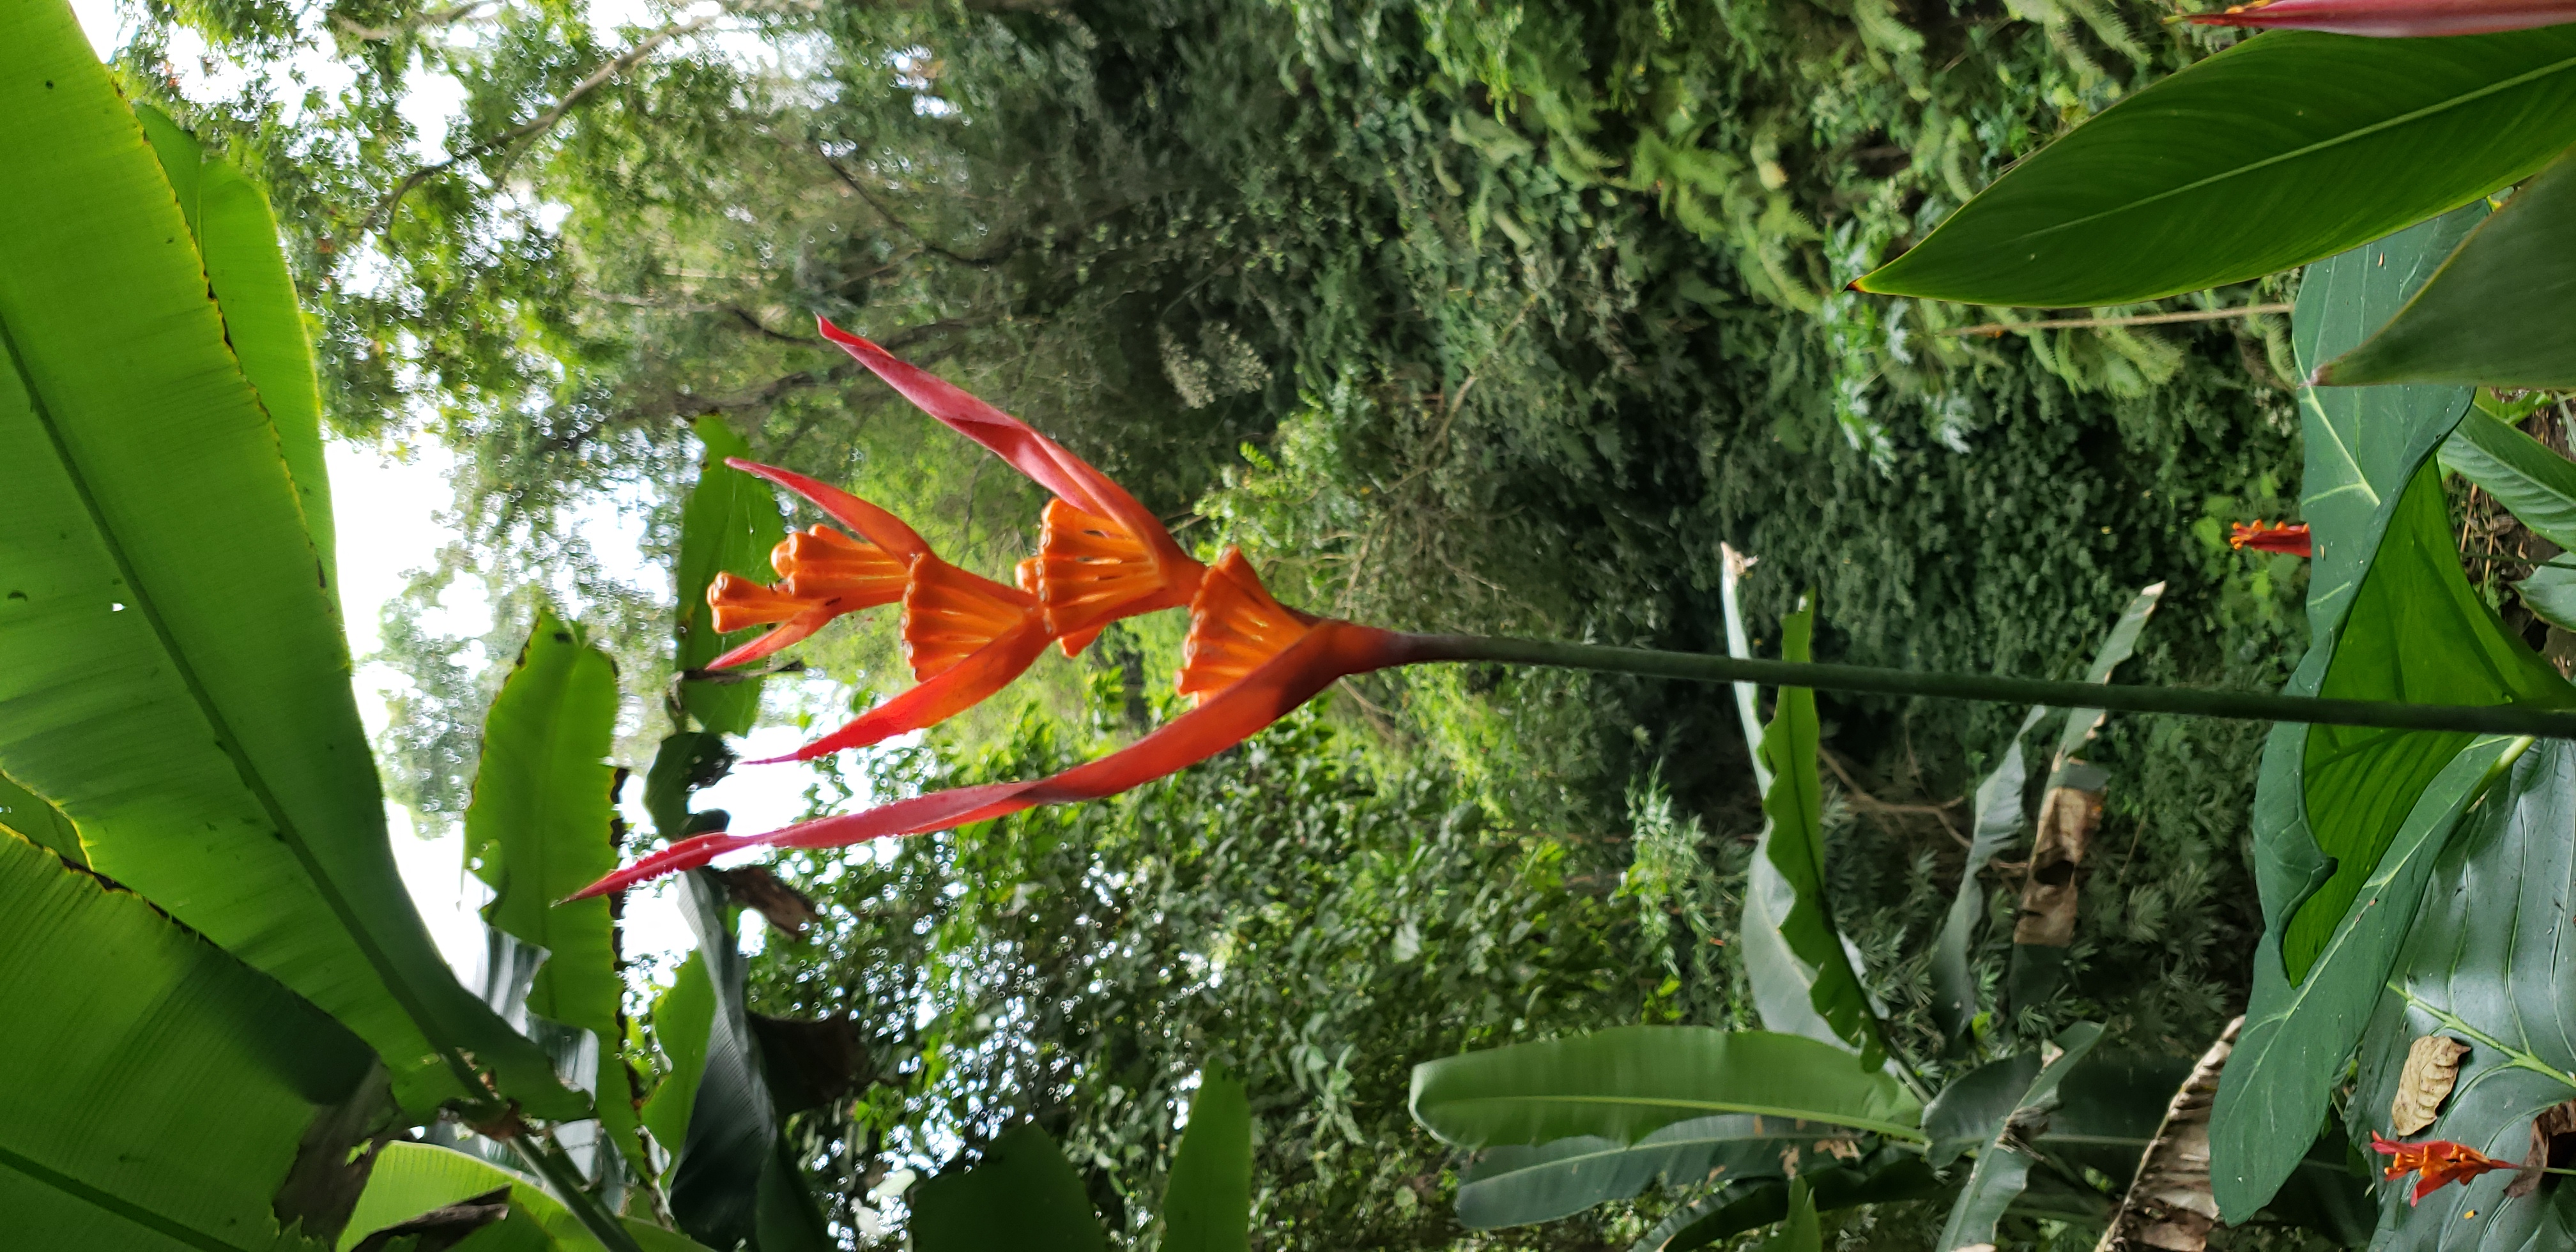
[2389,1035,2470,1136]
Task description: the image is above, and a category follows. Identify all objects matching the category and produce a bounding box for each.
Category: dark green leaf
[1745,604,1887,1064]
[2285,469,2569,977]
[1630,1149,1938,1252]
[909,1124,1108,1252]
[0,0,568,1118]
[2442,408,2576,551]
[461,609,637,1164]
[1932,1023,2103,1252]
[1922,1055,2039,1170]
[1752,1177,1818,1252]
[1454,1115,1825,1229]
[1855,31,2576,305]
[0,826,375,1251]
[1162,1068,1250,1252]
[2522,564,2576,633]
[2319,150,2576,388]
[666,870,834,1252]
[1933,583,2163,1043]
[674,416,786,736]
[1409,1027,1924,1148]
[2351,740,2576,1248]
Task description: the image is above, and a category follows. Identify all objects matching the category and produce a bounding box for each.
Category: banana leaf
[461,611,640,1168]
[0,0,569,1117]
[0,827,378,1250]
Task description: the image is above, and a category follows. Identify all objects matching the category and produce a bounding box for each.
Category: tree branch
[804,140,1016,269]
[358,10,719,238]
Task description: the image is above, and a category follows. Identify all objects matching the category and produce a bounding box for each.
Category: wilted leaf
[2391,1035,2470,1135]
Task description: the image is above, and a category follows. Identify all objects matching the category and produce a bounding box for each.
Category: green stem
[2388,986,2576,1092]
[510,1133,648,1252]
[1407,635,2576,740]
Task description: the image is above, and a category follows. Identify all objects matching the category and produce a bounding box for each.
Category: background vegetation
[128,0,2315,1244]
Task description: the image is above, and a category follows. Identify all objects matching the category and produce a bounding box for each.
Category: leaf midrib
[0,310,480,1101]
[1438,1095,1924,1142]
[0,1140,259,1252]
[2004,52,2576,249]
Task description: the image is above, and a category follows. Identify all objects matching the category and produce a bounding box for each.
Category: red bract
[571,549,1416,899]
[2184,0,2576,35]
[2372,1131,2515,1203]
[701,461,935,670]
[818,317,1205,653]
[2230,520,2313,557]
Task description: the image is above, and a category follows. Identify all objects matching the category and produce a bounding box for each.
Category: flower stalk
[1413,634,2576,739]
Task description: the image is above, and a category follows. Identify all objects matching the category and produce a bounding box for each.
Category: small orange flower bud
[772,524,910,609]
[709,572,818,634]
[1177,549,1314,705]
[2230,520,2312,557]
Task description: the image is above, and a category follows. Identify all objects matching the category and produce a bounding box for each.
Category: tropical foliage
[23,0,2576,1249]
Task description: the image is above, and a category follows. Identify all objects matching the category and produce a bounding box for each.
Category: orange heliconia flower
[902,556,1043,683]
[2372,1131,2515,1204]
[2230,520,2313,558]
[573,546,1419,899]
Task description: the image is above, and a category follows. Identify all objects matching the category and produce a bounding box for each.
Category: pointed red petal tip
[724,459,932,565]
[813,318,1200,609]
[2229,520,2312,558]
[2184,0,2576,35]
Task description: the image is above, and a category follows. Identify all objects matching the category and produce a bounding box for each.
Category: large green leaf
[0,0,568,1118]
[909,1124,1108,1252]
[2319,149,2576,389]
[1931,1023,2103,1252]
[674,416,786,736]
[1409,1027,1924,1148]
[0,827,378,1251]
[1454,1115,1842,1229]
[1855,31,2576,307]
[130,104,331,581]
[2285,468,2571,975]
[2349,740,2576,1249]
[339,1144,712,1252]
[2213,215,2540,1223]
[1752,1178,1818,1252]
[2212,214,2569,1217]
[461,610,636,1164]
[1744,605,1887,1065]
[1162,1069,1250,1252]
[2442,407,2576,551]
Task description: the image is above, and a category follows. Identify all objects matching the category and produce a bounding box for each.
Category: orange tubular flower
[702,526,914,671]
[817,317,1204,653]
[2186,0,2576,36]
[572,547,1419,899]
[2372,1131,2515,1204]
[2230,521,2313,558]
